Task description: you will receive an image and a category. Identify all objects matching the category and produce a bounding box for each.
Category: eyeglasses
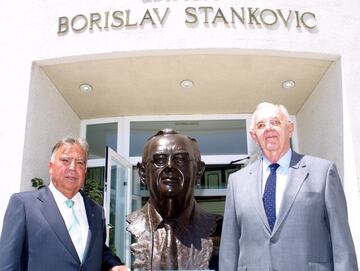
[147,153,193,168]
[255,118,282,130]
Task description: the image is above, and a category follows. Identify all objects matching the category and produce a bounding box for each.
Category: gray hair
[50,136,89,162]
[251,102,291,130]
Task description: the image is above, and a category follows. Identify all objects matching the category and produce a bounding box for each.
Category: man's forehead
[255,106,284,121]
[57,144,85,156]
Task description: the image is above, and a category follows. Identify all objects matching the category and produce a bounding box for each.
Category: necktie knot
[65,199,75,208]
[160,220,177,231]
[164,220,177,229]
[269,163,280,173]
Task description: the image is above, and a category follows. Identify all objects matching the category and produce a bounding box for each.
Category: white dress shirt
[261,149,292,215]
[49,182,89,261]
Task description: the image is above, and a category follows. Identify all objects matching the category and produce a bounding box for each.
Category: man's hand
[109,265,130,271]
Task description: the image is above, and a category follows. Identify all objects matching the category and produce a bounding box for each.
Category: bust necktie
[65,199,84,262]
[160,220,178,270]
[263,163,280,231]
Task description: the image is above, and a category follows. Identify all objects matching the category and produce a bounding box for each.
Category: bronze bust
[127,129,220,270]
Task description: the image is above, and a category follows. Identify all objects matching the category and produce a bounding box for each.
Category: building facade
[0,0,359,266]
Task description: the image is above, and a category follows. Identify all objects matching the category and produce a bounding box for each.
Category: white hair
[251,102,291,130]
[50,136,89,162]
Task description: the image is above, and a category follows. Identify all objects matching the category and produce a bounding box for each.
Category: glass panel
[195,196,226,215]
[86,123,117,159]
[108,160,127,259]
[86,167,104,188]
[200,164,244,189]
[104,147,132,265]
[130,120,247,156]
[85,167,104,205]
[195,196,225,271]
[131,167,142,213]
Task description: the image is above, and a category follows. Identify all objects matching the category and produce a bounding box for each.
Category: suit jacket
[0,187,121,271]
[126,200,219,270]
[219,151,358,271]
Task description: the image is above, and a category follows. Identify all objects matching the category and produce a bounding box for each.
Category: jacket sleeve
[219,174,240,271]
[0,194,27,271]
[101,244,124,271]
[324,162,358,270]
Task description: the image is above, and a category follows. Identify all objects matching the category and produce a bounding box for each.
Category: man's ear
[288,122,295,138]
[250,130,259,145]
[137,162,147,185]
[48,162,53,176]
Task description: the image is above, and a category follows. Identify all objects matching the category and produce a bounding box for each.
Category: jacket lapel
[39,187,80,263]
[248,160,272,233]
[82,193,99,262]
[272,151,308,234]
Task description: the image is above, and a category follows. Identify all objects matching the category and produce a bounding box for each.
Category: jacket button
[270,237,277,243]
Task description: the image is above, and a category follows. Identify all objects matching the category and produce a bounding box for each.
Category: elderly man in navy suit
[0,137,129,271]
[219,102,358,271]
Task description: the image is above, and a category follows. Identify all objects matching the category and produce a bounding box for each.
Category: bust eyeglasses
[147,152,194,168]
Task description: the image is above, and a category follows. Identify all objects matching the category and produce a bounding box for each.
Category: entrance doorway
[83,114,271,267]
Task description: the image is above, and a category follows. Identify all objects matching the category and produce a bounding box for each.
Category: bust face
[140,133,203,218]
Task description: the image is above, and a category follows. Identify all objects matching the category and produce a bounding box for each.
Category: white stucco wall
[296,59,343,178]
[343,91,360,262]
[20,64,81,192]
[0,0,34,234]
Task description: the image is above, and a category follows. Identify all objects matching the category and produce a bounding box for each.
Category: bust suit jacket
[0,186,120,271]
[219,151,358,271]
[127,200,219,270]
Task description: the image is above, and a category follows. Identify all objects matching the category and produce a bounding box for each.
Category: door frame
[104,146,132,265]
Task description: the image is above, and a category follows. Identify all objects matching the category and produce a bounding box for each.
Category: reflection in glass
[130,120,247,156]
[86,123,117,159]
[109,161,127,260]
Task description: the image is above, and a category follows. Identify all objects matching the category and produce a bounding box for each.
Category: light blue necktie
[65,199,83,261]
[263,163,279,231]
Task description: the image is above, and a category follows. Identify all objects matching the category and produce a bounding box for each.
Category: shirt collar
[261,148,292,171]
[147,199,195,231]
[49,182,82,206]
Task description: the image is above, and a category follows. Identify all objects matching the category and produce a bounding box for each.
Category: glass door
[104,146,132,265]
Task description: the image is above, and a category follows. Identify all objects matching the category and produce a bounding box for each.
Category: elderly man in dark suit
[0,137,129,271]
[219,102,358,271]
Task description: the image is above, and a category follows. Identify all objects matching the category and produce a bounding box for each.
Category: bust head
[138,129,205,219]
